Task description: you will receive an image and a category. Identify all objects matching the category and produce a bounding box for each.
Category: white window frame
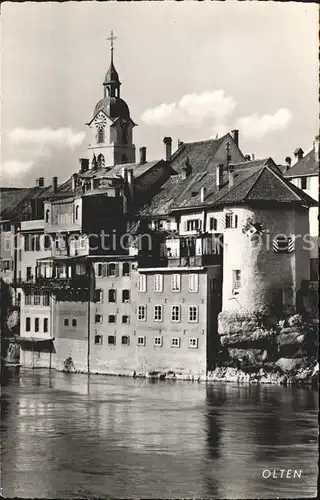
[154,305,163,322]
[154,274,163,292]
[171,305,181,323]
[171,337,180,348]
[137,305,147,321]
[188,305,199,323]
[185,219,201,232]
[188,338,198,349]
[171,274,181,292]
[209,217,218,231]
[137,336,146,346]
[138,274,147,292]
[95,314,103,324]
[154,336,163,347]
[95,289,103,303]
[188,274,199,293]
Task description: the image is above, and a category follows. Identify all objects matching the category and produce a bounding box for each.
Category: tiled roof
[138,134,246,216]
[0,186,50,220]
[208,166,317,208]
[284,149,318,178]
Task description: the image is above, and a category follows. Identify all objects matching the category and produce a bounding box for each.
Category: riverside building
[1,42,318,377]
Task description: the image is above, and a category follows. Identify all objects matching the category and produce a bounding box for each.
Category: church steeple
[103,30,121,98]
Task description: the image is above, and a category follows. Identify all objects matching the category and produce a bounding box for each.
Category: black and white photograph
[0,1,319,499]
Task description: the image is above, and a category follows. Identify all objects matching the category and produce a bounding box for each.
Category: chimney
[79,158,89,173]
[216,164,223,190]
[245,154,251,161]
[314,136,319,162]
[36,177,44,187]
[228,165,235,189]
[163,137,172,162]
[285,157,292,171]
[230,129,239,148]
[200,187,207,203]
[139,147,147,164]
[52,176,58,193]
[294,148,304,160]
[72,173,78,191]
[251,153,255,161]
[178,139,183,148]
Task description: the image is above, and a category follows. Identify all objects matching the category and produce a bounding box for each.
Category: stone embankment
[210,311,319,387]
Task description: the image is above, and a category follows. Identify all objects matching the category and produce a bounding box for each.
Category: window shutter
[184,221,188,231]
[115,263,119,277]
[222,214,226,229]
[105,264,109,277]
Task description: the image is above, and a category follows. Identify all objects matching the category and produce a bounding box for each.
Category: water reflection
[1,369,318,499]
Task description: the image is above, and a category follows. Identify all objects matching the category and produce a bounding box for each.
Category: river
[0,368,318,499]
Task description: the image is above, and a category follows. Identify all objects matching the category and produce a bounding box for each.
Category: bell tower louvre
[86,30,136,169]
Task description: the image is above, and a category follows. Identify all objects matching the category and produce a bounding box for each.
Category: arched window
[75,205,79,220]
[108,289,116,303]
[121,154,128,165]
[97,154,105,168]
[97,128,104,144]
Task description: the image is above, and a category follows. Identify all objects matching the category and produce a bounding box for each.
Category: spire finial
[107,30,117,62]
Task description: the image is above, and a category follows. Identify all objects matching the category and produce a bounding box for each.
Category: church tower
[87,31,136,169]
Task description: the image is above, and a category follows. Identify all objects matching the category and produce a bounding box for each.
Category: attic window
[191,191,198,197]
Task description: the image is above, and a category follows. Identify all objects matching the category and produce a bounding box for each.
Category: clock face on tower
[94,112,107,128]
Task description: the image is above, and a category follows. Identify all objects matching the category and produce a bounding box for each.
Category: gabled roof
[138,134,246,216]
[284,149,318,178]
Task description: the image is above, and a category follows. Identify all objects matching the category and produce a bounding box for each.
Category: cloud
[236,109,293,139]
[141,90,236,126]
[8,127,86,150]
[1,160,34,178]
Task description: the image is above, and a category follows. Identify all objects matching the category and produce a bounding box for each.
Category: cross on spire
[107,30,117,62]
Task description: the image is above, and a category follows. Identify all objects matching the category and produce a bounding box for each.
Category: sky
[1,1,318,187]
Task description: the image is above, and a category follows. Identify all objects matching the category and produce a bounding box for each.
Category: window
[122,263,130,276]
[121,335,130,346]
[26,317,31,332]
[138,274,147,292]
[95,314,103,324]
[72,319,77,327]
[44,235,51,249]
[95,335,103,345]
[273,235,294,253]
[75,263,86,276]
[75,205,80,220]
[189,338,198,349]
[64,318,69,327]
[24,235,31,251]
[154,336,163,347]
[171,337,180,348]
[232,270,241,294]
[189,274,199,293]
[108,335,116,345]
[154,274,163,292]
[94,289,103,303]
[35,318,39,332]
[188,305,198,323]
[225,213,238,229]
[97,129,105,144]
[122,289,130,303]
[121,153,128,164]
[34,295,41,306]
[108,289,116,302]
[171,305,181,322]
[31,235,40,252]
[122,315,130,324]
[108,315,116,324]
[300,177,309,190]
[171,274,181,292]
[25,294,32,306]
[26,267,32,281]
[45,209,50,223]
[154,305,163,322]
[43,318,48,333]
[209,217,218,231]
[137,336,146,346]
[97,153,105,168]
[137,305,146,321]
[107,263,119,277]
[186,219,201,232]
[56,264,67,279]
[96,263,104,277]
